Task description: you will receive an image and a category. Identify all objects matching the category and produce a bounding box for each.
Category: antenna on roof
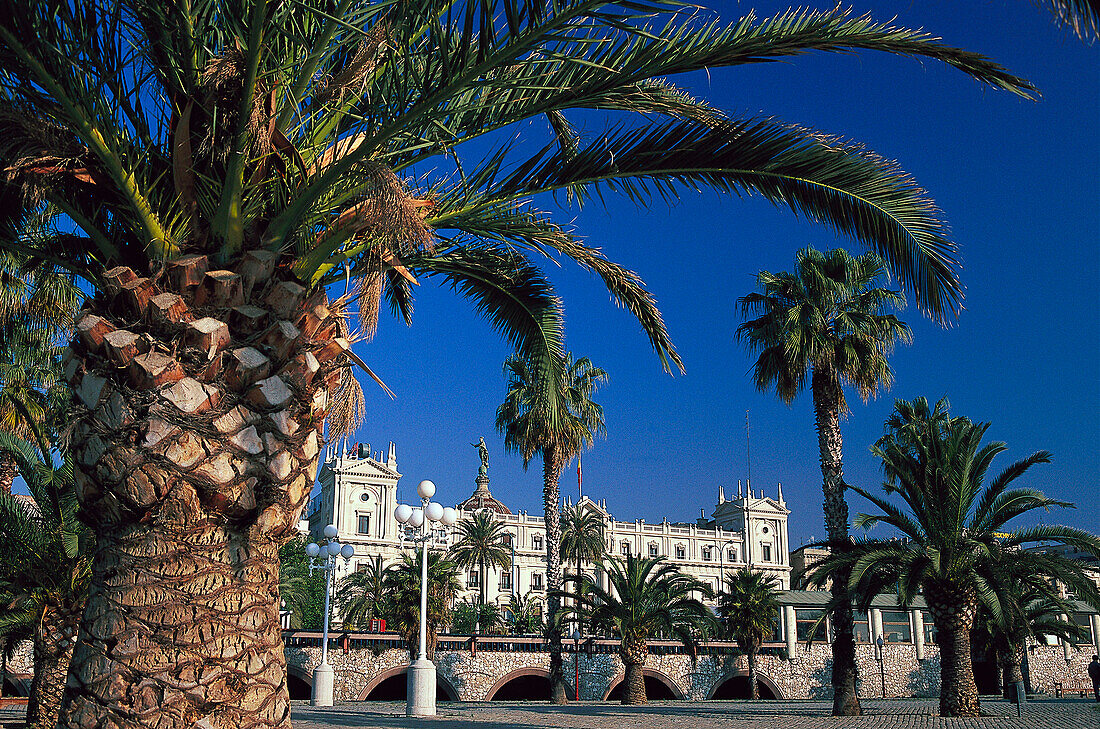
[745,410,752,493]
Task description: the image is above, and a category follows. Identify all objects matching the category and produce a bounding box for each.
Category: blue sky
[348,0,1099,545]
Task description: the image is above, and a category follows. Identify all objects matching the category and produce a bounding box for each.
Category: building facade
[305,440,792,616]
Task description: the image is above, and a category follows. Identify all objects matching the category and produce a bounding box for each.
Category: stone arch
[707,669,784,700]
[356,665,459,701]
[602,669,685,700]
[286,664,313,700]
[485,667,572,701]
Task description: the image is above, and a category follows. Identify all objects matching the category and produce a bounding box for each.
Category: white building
[306,440,791,615]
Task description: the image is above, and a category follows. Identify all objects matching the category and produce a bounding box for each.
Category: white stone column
[912,609,925,661]
[784,605,797,656]
[870,608,884,644]
[1063,614,1074,660]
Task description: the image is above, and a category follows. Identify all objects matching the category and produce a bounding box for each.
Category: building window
[853,611,871,643]
[500,571,513,591]
[467,571,480,589]
[532,534,543,550]
[356,561,368,572]
[359,492,370,502]
[702,546,712,561]
[675,544,685,559]
[795,609,829,643]
[921,611,937,645]
[502,534,513,548]
[649,543,659,557]
[531,573,544,591]
[760,543,772,562]
[620,541,631,556]
[882,611,913,643]
[728,548,737,563]
[1072,613,1094,645]
[357,513,370,535]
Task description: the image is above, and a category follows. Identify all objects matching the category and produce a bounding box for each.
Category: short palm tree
[738,247,910,715]
[453,600,506,635]
[717,569,780,700]
[559,554,715,705]
[383,550,461,660]
[497,352,606,702]
[505,592,544,636]
[0,1,1037,723]
[450,510,512,628]
[816,397,1100,717]
[0,436,92,729]
[335,554,389,629]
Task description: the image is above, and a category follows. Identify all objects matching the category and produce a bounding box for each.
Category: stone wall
[1026,643,1095,694]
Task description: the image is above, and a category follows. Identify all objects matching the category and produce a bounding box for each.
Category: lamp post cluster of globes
[303,479,458,716]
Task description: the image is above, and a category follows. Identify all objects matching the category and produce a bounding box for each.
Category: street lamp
[395,479,458,717]
[304,524,355,706]
[716,529,740,598]
[875,636,886,698]
[572,629,582,701]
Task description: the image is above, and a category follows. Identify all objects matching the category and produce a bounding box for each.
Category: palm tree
[0,3,1038,724]
[335,555,389,629]
[1036,0,1100,40]
[559,554,715,705]
[815,397,1100,717]
[0,435,92,729]
[505,592,544,636]
[717,569,780,700]
[737,247,910,715]
[453,600,506,635]
[974,543,1100,702]
[450,509,512,629]
[383,550,461,660]
[497,352,606,702]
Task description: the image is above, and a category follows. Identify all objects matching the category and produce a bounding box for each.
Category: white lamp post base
[311,662,335,706]
[406,659,437,716]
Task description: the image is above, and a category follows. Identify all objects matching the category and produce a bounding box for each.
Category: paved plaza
[288,699,1100,729]
[3,699,1098,728]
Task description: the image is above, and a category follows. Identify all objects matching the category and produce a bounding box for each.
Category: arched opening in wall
[709,675,779,700]
[490,674,552,700]
[360,670,457,702]
[2,674,30,697]
[605,672,683,701]
[286,667,312,700]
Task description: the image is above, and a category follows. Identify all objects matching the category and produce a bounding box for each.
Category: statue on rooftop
[471,436,489,477]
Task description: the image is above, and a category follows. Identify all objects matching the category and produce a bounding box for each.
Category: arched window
[702,546,712,561]
[648,542,659,557]
[532,534,543,550]
[675,544,685,559]
[620,541,631,556]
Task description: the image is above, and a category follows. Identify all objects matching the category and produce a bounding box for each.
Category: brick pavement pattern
[286,699,1100,729]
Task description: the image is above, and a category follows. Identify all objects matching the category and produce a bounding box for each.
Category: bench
[1054,680,1096,698]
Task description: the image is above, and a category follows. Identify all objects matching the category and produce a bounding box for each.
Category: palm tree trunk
[1006,645,1024,702]
[810,368,861,716]
[0,449,18,495]
[748,649,760,700]
[27,609,77,729]
[620,636,647,705]
[543,446,568,704]
[928,590,980,717]
[57,265,334,729]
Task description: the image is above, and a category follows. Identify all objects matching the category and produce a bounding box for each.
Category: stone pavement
[2,699,1097,728]
[290,698,1100,729]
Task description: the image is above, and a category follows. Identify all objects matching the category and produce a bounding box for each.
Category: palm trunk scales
[58,254,339,729]
[811,369,862,716]
[542,447,568,704]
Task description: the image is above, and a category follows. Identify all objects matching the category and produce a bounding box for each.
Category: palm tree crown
[717,569,780,700]
[738,247,911,408]
[450,509,513,612]
[335,554,388,629]
[559,503,606,576]
[383,550,461,660]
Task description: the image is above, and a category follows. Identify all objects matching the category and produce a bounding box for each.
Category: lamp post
[875,636,886,698]
[304,524,355,706]
[717,533,739,598]
[394,479,458,717]
[572,629,581,701]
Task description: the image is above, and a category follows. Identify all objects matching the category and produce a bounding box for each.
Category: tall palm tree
[0,2,1038,724]
[737,247,911,715]
[813,397,1100,717]
[717,569,780,700]
[335,554,389,629]
[1036,0,1100,40]
[450,509,513,626]
[0,435,92,729]
[383,550,461,660]
[497,352,606,702]
[559,554,715,705]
